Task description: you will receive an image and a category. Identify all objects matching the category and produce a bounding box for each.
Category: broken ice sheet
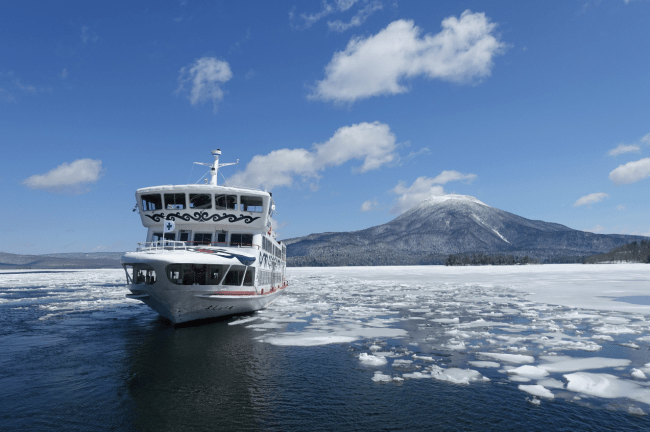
[254,267,650,413]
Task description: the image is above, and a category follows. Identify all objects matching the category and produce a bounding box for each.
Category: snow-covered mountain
[284,194,648,266]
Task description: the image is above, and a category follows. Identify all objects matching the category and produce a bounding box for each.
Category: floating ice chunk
[467,361,500,368]
[402,371,432,379]
[478,352,535,364]
[508,365,549,378]
[392,359,413,366]
[412,354,434,361]
[228,316,261,326]
[593,325,640,335]
[372,371,393,382]
[359,353,388,366]
[458,319,510,328]
[629,406,646,415]
[537,355,630,373]
[260,333,357,346]
[537,378,565,389]
[445,339,466,350]
[369,344,381,351]
[619,342,640,349]
[564,372,650,404]
[509,376,531,382]
[591,334,614,341]
[527,397,541,405]
[631,369,647,379]
[518,385,554,399]
[431,317,459,324]
[430,367,489,385]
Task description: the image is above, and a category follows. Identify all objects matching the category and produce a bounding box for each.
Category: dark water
[0,272,649,431]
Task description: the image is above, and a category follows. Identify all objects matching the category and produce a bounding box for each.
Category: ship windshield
[240,196,263,212]
[124,264,156,285]
[141,194,162,211]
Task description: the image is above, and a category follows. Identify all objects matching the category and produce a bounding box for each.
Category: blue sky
[2,0,649,255]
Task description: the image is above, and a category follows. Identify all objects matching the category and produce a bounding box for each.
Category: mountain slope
[284,195,648,266]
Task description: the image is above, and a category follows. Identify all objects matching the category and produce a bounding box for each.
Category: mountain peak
[416,194,490,208]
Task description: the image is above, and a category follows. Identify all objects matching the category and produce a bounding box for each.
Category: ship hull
[127,282,286,324]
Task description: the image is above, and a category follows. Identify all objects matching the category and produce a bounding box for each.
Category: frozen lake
[1,264,649,430]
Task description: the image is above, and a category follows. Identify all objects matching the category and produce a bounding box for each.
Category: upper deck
[136,184,274,232]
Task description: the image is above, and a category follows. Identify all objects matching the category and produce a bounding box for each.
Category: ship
[121,149,287,324]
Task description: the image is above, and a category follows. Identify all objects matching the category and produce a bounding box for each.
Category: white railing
[135,241,262,252]
[137,241,188,252]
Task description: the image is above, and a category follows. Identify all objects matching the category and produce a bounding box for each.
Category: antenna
[193,149,238,186]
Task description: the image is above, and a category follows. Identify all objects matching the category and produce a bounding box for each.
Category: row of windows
[166,264,254,286]
[127,264,280,287]
[258,270,282,286]
[152,231,254,247]
[262,235,287,260]
[141,193,265,213]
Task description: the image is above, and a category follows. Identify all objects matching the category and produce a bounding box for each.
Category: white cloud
[226,121,396,190]
[616,204,626,211]
[23,159,105,194]
[585,225,604,233]
[431,170,477,184]
[389,171,477,214]
[641,133,650,146]
[292,0,363,29]
[360,199,378,212]
[60,68,68,79]
[328,1,382,32]
[573,192,609,207]
[607,143,640,157]
[176,57,232,112]
[310,10,506,103]
[609,158,650,185]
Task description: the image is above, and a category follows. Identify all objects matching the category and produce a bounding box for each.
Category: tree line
[445,253,539,266]
[583,240,650,264]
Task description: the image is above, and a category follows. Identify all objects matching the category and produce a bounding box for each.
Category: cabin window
[179,231,190,243]
[215,194,237,210]
[230,233,252,247]
[208,265,228,285]
[141,194,162,211]
[166,264,182,284]
[223,265,246,286]
[133,264,156,285]
[243,267,255,286]
[164,193,186,209]
[282,244,286,260]
[193,233,212,246]
[240,196,263,213]
[216,232,227,244]
[189,194,212,209]
[182,264,207,285]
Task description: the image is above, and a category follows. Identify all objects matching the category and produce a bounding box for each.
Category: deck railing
[136,241,261,252]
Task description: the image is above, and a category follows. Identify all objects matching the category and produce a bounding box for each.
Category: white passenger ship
[121,150,287,324]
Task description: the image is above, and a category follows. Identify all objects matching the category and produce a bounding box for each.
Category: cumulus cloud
[573,192,609,207]
[176,57,232,112]
[607,143,641,157]
[360,199,378,212]
[616,204,626,211]
[389,171,476,214]
[585,225,604,233]
[226,121,396,190]
[328,1,382,32]
[23,159,105,194]
[310,10,506,103]
[609,158,650,185]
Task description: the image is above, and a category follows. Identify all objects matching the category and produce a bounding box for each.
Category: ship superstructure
[121,150,287,324]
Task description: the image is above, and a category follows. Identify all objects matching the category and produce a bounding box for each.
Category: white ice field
[2,264,650,415]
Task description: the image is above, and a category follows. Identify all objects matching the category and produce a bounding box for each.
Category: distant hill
[284,195,650,266]
[0,252,124,269]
